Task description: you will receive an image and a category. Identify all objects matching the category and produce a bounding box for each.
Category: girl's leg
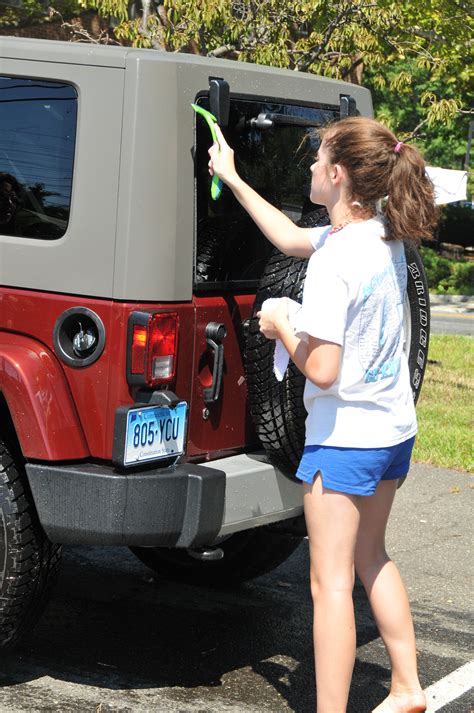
[355,479,426,713]
[303,475,361,713]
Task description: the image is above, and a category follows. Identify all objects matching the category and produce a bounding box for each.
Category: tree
[4,0,471,168]
[0,0,82,28]
[80,0,472,129]
[365,58,469,168]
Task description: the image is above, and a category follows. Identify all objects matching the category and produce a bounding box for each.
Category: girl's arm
[209,125,316,259]
[257,301,341,389]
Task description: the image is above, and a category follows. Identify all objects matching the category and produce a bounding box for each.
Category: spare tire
[245,230,430,479]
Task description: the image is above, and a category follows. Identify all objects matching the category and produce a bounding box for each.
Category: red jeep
[0,36,430,648]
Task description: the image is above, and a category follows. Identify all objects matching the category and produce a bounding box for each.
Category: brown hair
[320,117,438,244]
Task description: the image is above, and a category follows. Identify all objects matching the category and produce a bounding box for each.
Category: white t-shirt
[297,217,417,448]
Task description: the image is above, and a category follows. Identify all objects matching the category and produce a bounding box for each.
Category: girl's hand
[257,298,289,340]
[208,124,239,186]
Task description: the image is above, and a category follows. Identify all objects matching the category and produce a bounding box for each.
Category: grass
[413,334,473,472]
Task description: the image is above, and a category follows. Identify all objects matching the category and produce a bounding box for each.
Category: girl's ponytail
[385,142,438,244]
[321,117,439,244]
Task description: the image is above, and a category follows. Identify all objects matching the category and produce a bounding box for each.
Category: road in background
[430,296,473,336]
[0,463,472,712]
[431,312,473,336]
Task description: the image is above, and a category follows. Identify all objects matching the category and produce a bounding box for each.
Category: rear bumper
[212,452,303,537]
[25,453,303,547]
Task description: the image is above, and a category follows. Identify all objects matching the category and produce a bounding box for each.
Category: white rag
[260,297,307,381]
[425,166,468,205]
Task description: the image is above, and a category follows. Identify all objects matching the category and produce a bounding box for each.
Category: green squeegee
[191,103,223,201]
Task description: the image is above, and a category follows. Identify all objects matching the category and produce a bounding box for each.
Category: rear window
[194,97,338,291]
[0,76,77,240]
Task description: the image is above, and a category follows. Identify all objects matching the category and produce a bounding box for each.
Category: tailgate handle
[203,322,227,404]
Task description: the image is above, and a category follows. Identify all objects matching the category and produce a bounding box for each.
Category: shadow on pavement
[0,543,393,712]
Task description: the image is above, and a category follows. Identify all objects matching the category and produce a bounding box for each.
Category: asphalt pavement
[0,293,470,713]
[0,463,472,713]
[429,294,473,336]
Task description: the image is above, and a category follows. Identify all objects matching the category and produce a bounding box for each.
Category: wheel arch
[0,333,89,460]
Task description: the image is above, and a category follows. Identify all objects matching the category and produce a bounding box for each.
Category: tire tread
[0,438,62,649]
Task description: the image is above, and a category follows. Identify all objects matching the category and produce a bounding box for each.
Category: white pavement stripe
[424,660,474,712]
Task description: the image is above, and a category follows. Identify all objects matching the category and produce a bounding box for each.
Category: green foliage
[437,261,474,296]
[7,0,471,179]
[420,247,474,295]
[72,0,473,172]
[114,15,166,46]
[420,247,452,288]
[159,0,472,131]
[0,0,81,26]
[365,58,469,170]
[85,0,127,23]
[0,0,44,26]
[414,334,473,472]
[364,54,473,200]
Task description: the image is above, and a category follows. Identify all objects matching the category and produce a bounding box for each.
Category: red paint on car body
[0,288,256,461]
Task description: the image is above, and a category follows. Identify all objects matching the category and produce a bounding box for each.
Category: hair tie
[394,141,404,153]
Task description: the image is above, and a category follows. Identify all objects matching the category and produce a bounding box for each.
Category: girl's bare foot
[372,690,426,713]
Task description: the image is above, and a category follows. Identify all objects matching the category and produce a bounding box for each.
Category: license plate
[123,402,187,466]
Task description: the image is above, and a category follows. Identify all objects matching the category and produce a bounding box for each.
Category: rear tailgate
[187,293,257,457]
[189,95,341,460]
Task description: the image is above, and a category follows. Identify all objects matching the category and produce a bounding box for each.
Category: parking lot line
[424,660,474,711]
[431,312,474,319]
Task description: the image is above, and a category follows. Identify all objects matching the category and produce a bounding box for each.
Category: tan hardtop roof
[0,35,363,93]
[0,35,372,301]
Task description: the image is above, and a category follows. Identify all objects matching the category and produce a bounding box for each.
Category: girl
[208,116,437,713]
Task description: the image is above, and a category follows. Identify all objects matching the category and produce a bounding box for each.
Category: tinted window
[0,76,77,240]
[195,98,337,290]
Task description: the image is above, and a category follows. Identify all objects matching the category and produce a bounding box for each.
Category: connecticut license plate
[123,402,187,466]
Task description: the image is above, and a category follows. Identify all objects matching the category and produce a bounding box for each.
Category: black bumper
[25,461,225,548]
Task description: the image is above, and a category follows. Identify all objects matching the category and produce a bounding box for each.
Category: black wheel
[245,208,330,478]
[130,525,301,586]
[195,214,274,284]
[195,217,227,283]
[0,434,62,649]
[245,238,430,478]
[246,250,308,478]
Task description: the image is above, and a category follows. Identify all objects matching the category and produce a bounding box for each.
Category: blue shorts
[295,436,416,496]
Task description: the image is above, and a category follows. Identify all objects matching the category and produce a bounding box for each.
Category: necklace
[328,220,352,235]
[328,214,374,235]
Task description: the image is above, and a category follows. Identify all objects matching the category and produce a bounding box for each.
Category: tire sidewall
[0,441,21,590]
[404,242,430,403]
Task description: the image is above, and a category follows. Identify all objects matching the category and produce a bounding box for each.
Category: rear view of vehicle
[0,37,429,648]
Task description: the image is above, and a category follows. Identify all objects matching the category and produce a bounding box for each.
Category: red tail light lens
[127,311,179,387]
[148,313,178,383]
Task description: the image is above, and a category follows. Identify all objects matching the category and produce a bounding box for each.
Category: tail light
[127,311,178,387]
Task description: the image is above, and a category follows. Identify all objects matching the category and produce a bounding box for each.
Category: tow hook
[187,546,224,561]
